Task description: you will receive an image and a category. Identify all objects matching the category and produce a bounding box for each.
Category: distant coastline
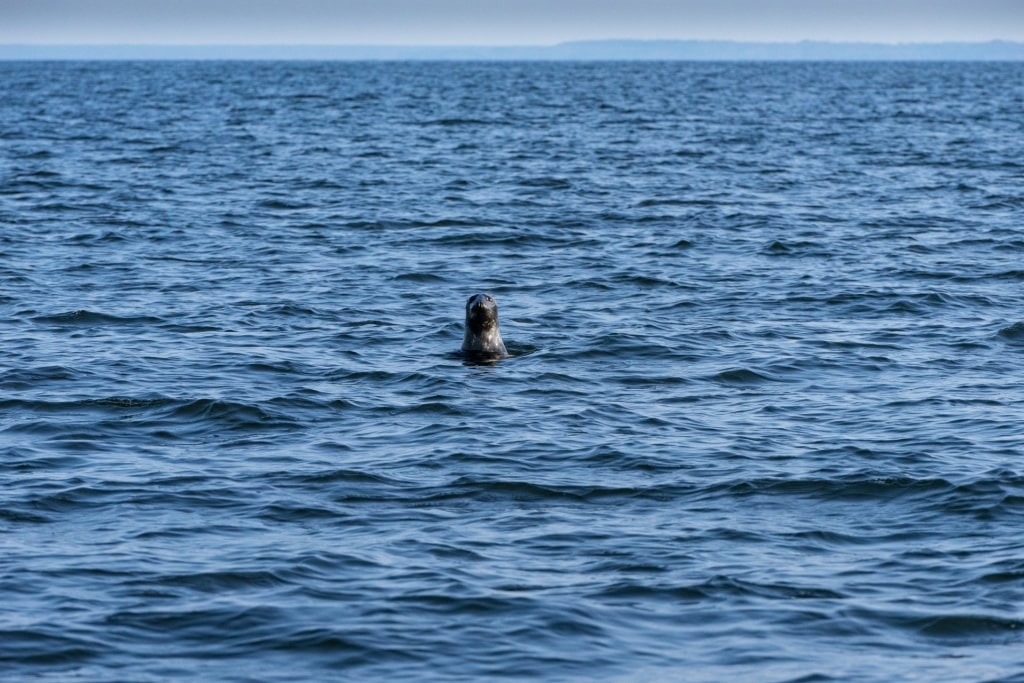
[1,39,1023,61]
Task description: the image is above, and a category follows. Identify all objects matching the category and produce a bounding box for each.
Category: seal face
[461,293,508,359]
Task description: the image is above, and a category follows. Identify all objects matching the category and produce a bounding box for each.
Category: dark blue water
[2,60,1024,682]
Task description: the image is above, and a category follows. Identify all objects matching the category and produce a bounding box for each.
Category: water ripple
[2,60,1023,683]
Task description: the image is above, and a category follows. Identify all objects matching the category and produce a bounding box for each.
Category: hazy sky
[2,0,1021,45]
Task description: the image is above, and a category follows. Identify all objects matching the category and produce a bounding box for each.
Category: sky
[1,0,1022,45]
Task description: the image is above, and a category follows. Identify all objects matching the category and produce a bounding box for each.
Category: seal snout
[466,294,497,328]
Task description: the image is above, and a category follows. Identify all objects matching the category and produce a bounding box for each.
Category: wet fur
[461,293,508,359]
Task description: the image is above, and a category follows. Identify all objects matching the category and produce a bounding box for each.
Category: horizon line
[3,38,1023,47]
[2,39,1022,61]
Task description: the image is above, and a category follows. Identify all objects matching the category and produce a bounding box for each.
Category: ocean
[2,60,1023,682]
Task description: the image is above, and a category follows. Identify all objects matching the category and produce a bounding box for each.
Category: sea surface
[2,60,1024,682]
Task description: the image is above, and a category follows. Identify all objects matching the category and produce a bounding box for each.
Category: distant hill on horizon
[2,39,1023,61]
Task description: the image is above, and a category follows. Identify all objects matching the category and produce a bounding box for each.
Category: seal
[461,293,508,359]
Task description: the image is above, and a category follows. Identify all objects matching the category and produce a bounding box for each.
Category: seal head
[461,293,508,359]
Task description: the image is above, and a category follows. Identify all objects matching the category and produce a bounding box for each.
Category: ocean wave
[3,60,1024,683]
[30,310,165,327]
